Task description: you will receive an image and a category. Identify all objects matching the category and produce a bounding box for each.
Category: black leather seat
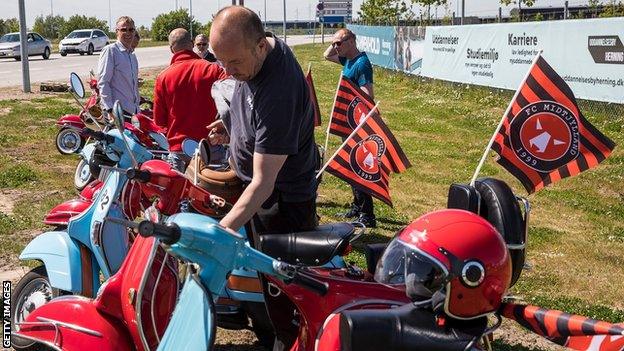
[340,303,487,351]
[259,223,355,266]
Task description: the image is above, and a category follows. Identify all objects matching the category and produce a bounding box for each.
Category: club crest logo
[347,97,371,129]
[350,135,385,181]
[509,101,580,172]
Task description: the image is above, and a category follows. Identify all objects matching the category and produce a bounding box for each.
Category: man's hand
[207,119,230,145]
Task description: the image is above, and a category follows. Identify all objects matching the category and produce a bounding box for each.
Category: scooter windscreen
[374,238,447,300]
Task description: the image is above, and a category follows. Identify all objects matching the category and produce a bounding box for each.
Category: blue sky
[2,0,592,29]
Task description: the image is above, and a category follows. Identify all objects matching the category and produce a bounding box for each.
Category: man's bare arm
[323,44,340,64]
[219,152,287,231]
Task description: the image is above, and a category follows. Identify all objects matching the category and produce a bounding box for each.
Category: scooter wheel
[10,266,62,351]
[56,127,85,155]
[245,302,275,350]
[74,158,94,191]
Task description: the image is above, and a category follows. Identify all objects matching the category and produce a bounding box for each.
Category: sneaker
[341,205,360,219]
[354,214,376,228]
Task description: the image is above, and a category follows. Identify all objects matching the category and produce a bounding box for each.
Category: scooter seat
[340,303,488,351]
[259,223,355,266]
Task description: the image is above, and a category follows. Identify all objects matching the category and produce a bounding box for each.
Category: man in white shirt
[97,16,140,114]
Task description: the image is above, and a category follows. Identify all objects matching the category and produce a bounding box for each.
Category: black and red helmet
[374,209,512,320]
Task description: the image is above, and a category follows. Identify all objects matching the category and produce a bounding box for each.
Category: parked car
[59,29,109,56]
[0,32,52,60]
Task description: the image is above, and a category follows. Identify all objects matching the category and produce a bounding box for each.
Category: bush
[151,9,202,41]
[0,18,19,36]
[59,15,108,39]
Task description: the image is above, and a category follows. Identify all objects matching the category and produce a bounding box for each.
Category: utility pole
[108,0,112,31]
[18,0,30,93]
[50,0,53,16]
[189,0,193,37]
[264,0,267,28]
[283,0,287,44]
[461,0,465,25]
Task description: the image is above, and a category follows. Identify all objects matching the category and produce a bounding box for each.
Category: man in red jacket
[153,28,227,171]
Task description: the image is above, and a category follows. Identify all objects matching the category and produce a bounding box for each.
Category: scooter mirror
[112,101,125,132]
[69,72,85,99]
[181,139,199,158]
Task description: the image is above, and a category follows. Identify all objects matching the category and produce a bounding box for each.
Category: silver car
[0,32,52,60]
[59,29,109,56]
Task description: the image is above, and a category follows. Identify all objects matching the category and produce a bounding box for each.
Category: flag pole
[317,102,381,179]
[307,62,312,75]
[469,50,543,187]
[323,73,343,155]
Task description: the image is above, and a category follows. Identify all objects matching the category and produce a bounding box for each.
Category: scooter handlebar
[137,220,181,245]
[291,270,329,296]
[81,127,114,144]
[125,168,151,183]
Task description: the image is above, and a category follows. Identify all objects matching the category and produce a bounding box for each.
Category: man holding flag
[324,28,377,227]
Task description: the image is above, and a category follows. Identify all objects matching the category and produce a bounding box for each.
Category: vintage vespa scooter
[10,106,155,350]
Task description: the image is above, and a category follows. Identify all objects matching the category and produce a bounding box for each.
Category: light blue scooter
[10,102,154,350]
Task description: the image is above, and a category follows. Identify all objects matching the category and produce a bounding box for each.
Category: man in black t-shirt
[207,6,317,235]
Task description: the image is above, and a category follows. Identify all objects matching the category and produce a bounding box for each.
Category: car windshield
[0,34,20,43]
[67,31,91,39]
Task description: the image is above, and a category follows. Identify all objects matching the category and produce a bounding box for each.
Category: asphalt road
[0,34,319,88]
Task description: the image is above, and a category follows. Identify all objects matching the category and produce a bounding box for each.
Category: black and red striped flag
[328,76,376,138]
[305,66,322,127]
[491,54,616,194]
[324,112,411,206]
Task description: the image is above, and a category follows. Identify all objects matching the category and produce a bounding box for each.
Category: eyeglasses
[117,27,135,33]
[196,43,208,47]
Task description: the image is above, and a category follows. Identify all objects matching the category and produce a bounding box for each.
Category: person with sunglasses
[194,34,217,62]
[324,28,377,228]
[97,16,140,116]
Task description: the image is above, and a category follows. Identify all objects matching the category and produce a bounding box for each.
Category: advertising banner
[348,24,426,75]
[421,18,624,103]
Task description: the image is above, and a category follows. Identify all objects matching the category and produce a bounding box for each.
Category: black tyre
[10,266,61,351]
[245,302,275,349]
[79,52,84,56]
[14,56,21,61]
[87,44,94,56]
[55,127,84,155]
[42,47,50,60]
[60,52,67,57]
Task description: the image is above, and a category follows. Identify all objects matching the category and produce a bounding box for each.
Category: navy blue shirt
[224,36,317,202]
[339,52,373,87]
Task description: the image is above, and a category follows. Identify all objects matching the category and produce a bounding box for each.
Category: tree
[411,0,447,25]
[151,9,202,41]
[59,15,108,38]
[32,15,66,39]
[599,0,624,17]
[500,0,536,21]
[0,18,20,36]
[588,0,601,17]
[358,0,414,25]
[137,25,151,39]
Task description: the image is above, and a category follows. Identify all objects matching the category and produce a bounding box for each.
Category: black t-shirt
[224,35,317,202]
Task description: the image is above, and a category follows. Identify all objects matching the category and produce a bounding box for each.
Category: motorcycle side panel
[157,274,215,351]
[19,231,82,292]
[43,198,92,226]
[15,296,133,351]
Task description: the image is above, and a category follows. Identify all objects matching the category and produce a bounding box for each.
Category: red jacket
[153,50,227,151]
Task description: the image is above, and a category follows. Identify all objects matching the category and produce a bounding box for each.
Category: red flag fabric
[305,67,322,127]
[329,76,376,138]
[491,55,616,194]
[325,113,411,206]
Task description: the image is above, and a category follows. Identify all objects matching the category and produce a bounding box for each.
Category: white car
[0,32,52,60]
[59,29,109,56]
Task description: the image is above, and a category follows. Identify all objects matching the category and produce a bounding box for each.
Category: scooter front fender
[56,114,84,129]
[14,295,133,351]
[43,199,92,227]
[19,231,83,293]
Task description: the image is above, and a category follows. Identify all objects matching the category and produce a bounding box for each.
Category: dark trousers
[248,192,318,351]
[351,186,374,217]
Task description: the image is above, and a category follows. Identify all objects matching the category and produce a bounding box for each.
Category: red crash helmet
[374,209,511,320]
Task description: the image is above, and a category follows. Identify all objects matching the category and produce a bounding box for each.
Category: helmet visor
[374,239,447,299]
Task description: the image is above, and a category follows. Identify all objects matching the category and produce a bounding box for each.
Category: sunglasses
[333,37,351,47]
[117,27,135,33]
[196,43,208,47]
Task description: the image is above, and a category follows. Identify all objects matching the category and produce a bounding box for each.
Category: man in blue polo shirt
[324,28,376,228]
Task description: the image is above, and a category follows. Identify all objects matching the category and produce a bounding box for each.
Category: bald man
[153,28,226,171]
[207,8,318,348]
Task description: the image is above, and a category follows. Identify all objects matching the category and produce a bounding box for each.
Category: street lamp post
[282,0,286,44]
[189,0,193,38]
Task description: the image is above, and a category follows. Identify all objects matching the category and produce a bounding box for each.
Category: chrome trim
[37,317,103,337]
[462,261,485,287]
[135,238,160,350]
[12,331,62,351]
[150,250,170,344]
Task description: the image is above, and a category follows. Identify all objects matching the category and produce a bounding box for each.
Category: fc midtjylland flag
[329,76,376,138]
[325,112,411,206]
[492,55,616,194]
[305,66,322,127]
